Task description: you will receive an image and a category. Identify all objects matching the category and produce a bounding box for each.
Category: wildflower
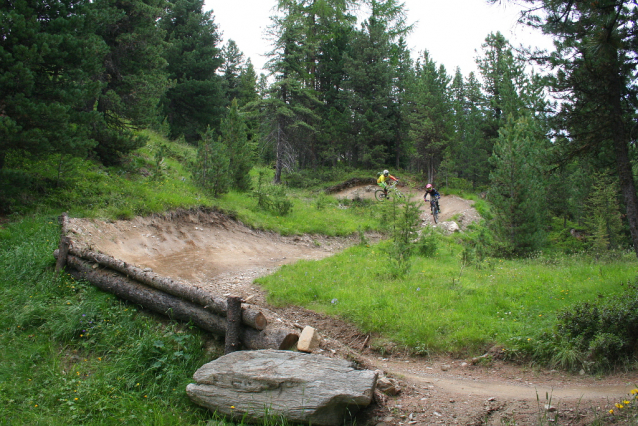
[623,400,630,405]
[74,398,78,401]
[631,389,638,395]
[231,406,235,409]
[609,409,614,414]
[615,403,624,409]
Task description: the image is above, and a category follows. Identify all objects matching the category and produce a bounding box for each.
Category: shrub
[535,281,638,372]
[253,171,293,216]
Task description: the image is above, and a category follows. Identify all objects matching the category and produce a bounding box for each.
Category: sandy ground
[65,186,638,426]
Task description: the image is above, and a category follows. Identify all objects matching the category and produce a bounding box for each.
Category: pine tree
[0,0,105,168]
[584,173,624,251]
[192,127,229,197]
[507,0,638,258]
[406,51,453,182]
[160,0,224,143]
[220,99,254,191]
[341,0,412,168]
[90,0,170,164]
[488,113,548,256]
[221,39,246,105]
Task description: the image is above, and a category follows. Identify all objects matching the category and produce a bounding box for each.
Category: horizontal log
[62,246,267,330]
[65,255,297,350]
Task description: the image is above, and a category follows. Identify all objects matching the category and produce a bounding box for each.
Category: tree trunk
[225,296,243,354]
[65,255,297,350]
[66,245,267,330]
[609,60,638,258]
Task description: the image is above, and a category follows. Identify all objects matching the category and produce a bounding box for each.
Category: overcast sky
[204,0,554,77]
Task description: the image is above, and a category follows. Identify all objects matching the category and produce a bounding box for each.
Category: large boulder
[186,349,377,425]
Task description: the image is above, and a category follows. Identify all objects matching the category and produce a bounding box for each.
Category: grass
[2,130,638,424]
[257,238,638,355]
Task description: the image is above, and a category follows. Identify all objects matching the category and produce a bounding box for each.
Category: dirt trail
[66,187,638,425]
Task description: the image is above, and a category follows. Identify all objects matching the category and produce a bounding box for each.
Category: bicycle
[375,181,404,202]
[428,196,440,223]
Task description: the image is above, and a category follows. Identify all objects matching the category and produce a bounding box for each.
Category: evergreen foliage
[192,127,229,197]
[90,0,169,165]
[221,99,255,191]
[488,113,548,256]
[0,0,105,167]
[159,0,224,143]
[511,0,638,258]
[584,173,625,253]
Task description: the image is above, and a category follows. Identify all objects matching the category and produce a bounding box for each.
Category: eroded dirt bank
[65,193,638,426]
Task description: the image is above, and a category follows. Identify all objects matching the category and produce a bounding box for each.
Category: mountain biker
[424,183,440,212]
[377,170,399,197]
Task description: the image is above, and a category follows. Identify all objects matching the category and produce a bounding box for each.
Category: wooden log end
[279,333,299,350]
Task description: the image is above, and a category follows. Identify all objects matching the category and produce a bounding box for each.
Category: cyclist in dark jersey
[424,184,440,212]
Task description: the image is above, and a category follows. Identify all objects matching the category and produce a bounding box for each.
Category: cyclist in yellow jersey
[377,170,398,197]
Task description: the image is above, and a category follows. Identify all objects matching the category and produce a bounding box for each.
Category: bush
[253,171,293,216]
[535,281,638,372]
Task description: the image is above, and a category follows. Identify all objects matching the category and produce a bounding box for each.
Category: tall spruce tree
[90,0,169,164]
[488,113,548,256]
[446,69,489,187]
[220,99,254,191]
[406,51,453,182]
[342,0,411,168]
[160,0,224,143]
[261,0,322,182]
[503,0,638,258]
[0,0,105,168]
[221,39,246,105]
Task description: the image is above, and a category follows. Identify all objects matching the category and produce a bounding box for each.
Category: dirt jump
[65,184,638,426]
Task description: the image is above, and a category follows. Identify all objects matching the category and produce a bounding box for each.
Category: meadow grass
[3,131,638,424]
[257,238,638,355]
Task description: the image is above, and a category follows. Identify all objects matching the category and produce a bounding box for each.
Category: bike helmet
[383,170,389,176]
[426,184,432,189]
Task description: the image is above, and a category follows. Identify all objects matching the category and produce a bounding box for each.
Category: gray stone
[186,349,377,426]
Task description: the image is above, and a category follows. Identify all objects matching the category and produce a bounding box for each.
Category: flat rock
[186,349,377,425]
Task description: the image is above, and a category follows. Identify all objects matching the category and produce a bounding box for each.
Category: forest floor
[66,185,638,426]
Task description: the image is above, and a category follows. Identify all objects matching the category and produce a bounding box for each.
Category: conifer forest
[2,0,638,257]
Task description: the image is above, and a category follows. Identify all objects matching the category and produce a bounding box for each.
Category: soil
[65,185,638,426]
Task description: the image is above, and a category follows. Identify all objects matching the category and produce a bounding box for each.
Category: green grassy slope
[1,131,637,424]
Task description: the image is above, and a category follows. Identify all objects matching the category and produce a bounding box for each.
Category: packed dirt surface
[333,183,481,230]
[66,186,638,426]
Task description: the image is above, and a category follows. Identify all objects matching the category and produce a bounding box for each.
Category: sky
[204,0,554,77]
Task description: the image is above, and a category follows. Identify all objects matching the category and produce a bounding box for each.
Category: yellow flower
[631,389,638,395]
[74,398,78,401]
[231,406,235,409]
[615,403,624,409]
[609,409,614,414]
[623,400,630,405]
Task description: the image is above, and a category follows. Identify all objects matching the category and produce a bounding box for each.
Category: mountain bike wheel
[375,189,389,201]
[431,202,439,224]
